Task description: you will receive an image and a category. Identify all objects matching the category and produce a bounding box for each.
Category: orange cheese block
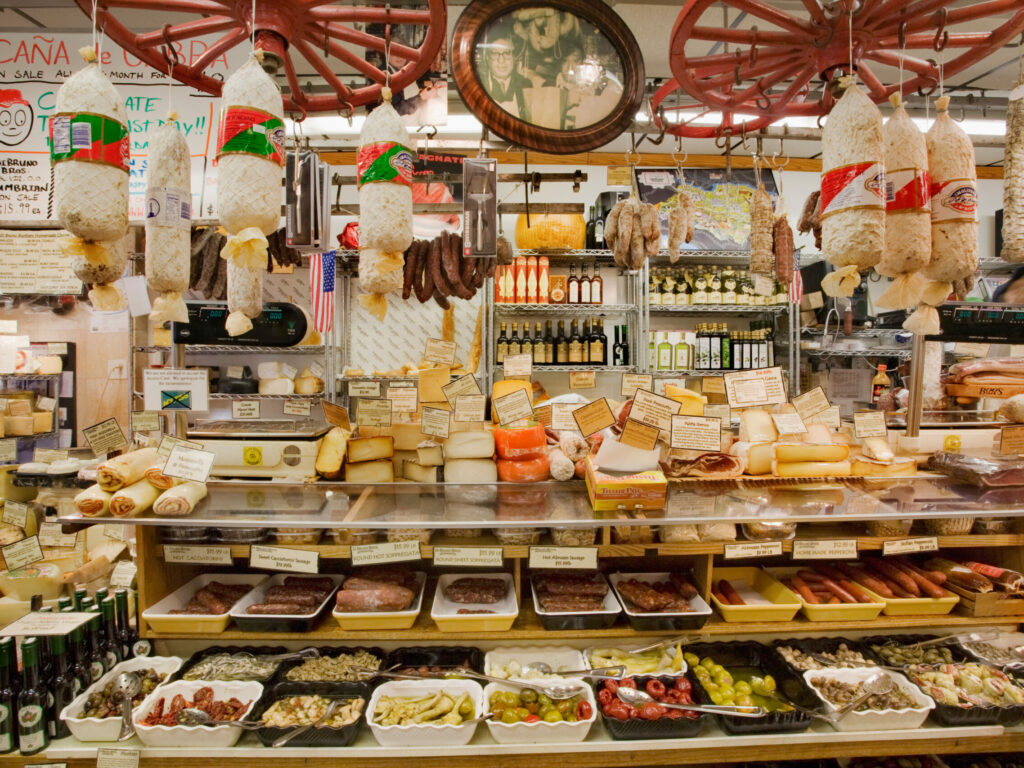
[494,423,546,460]
[496,454,551,483]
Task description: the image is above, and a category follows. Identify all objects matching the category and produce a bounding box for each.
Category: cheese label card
[723,367,787,408]
[724,541,784,560]
[704,403,731,422]
[792,386,831,419]
[322,400,352,430]
[854,411,888,438]
[572,398,616,438]
[454,394,486,423]
[39,522,77,549]
[33,448,67,462]
[350,540,421,567]
[619,418,660,451]
[806,405,841,431]
[283,399,312,416]
[47,342,67,356]
[130,411,160,432]
[424,338,457,366]
[2,536,43,570]
[529,546,598,570]
[621,373,653,398]
[356,399,392,427]
[163,444,216,483]
[348,380,381,397]
[2,500,28,528]
[1000,425,1024,455]
[503,354,533,378]
[771,412,807,436]
[163,545,233,565]
[157,435,203,457]
[532,404,551,427]
[231,400,261,420]
[492,388,534,425]
[433,546,503,568]
[631,389,681,432]
[551,403,580,432]
[143,368,210,412]
[387,386,418,413]
[670,414,722,451]
[0,438,14,464]
[0,610,92,637]
[309,360,326,380]
[280,363,298,380]
[421,406,451,440]
[250,545,320,574]
[83,417,129,456]
[97,748,140,768]
[36,396,57,412]
[443,373,483,406]
[104,524,128,542]
[226,365,245,379]
[702,377,726,395]
[883,537,939,556]
[569,370,596,390]
[109,560,138,589]
[792,539,858,560]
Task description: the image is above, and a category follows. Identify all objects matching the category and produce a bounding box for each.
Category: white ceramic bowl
[132,680,263,747]
[484,646,586,680]
[803,667,934,732]
[483,679,596,744]
[367,678,484,747]
[61,656,183,742]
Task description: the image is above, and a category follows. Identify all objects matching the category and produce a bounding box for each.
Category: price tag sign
[157,435,203,457]
[349,380,381,397]
[492,388,533,425]
[310,361,326,379]
[143,368,209,412]
[670,414,722,451]
[1000,425,1024,455]
[792,539,858,560]
[806,405,841,431]
[0,321,15,334]
[724,541,784,559]
[284,399,312,416]
[0,610,91,637]
[792,387,831,419]
[163,545,234,565]
[753,274,774,296]
[771,412,807,436]
[631,389,682,432]
[130,411,160,432]
[2,536,43,570]
[109,560,138,589]
[387,386,418,413]
[250,545,320,574]
[322,400,351,430]
[226,365,245,379]
[281,363,298,380]
[854,412,888,438]
[0,439,15,463]
[621,373,653,399]
[83,417,129,456]
[97,748,140,768]
[2,500,28,528]
[619,418,660,451]
[231,400,261,420]
[421,406,451,440]
[571,398,616,438]
[47,342,67,356]
[551,403,580,432]
[442,374,483,406]
[723,367,787,408]
[357,399,392,427]
[164,444,216,483]
[503,354,533,378]
[36,396,57,412]
[39,522,77,549]
[702,377,726,395]
[704,403,731,422]
[34,448,67,462]
[104,524,128,542]
[424,338,457,366]
[569,371,596,390]
[954,342,990,358]
[529,546,599,570]
[454,394,486,423]
[433,546,504,568]
[350,540,421,567]
[883,537,940,556]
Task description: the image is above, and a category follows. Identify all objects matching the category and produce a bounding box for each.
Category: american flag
[789,267,804,306]
[310,251,335,333]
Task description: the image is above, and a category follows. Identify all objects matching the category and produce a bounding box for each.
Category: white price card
[109,560,138,589]
[26,762,67,768]
[704,404,731,422]
[806,405,841,431]
[670,414,722,451]
[283,399,312,416]
[0,320,15,334]
[724,541,784,560]
[143,368,210,412]
[702,377,726,395]
[36,396,57,412]
[163,545,233,566]
[350,540,421,567]
[771,412,807,436]
[529,546,599,570]
[356,399,392,427]
[387,386,418,413]
[753,273,774,296]
[0,438,15,463]
[0,610,91,637]
[442,374,483,406]
[424,338,457,366]
[96,748,140,768]
[792,539,858,560]
[954,342,990,358]
[231,400,261,420]
[47,342,67,356]
[723,367,787,408]
[854,411,888,438]
[421,406,451,440]
[503,354,533,378]
[130,411,160,432]
[551,403,580,432]
[454,394,486,423]
[882,537,939,556]
[83,417,129,456]
[348,380,381,397]
[621,373,653,399]
[2,536,43,570]
[310,360,326,379]
[2,500,28,528]
[631,389,682,432]
[163,444,216,483]
[492,388,534,425]
[433,546,504,568]
[39,522,77,549]
[569,371,596,390]
[792,386,831,420]
[250,545,320,574]
[281,363,299,380]
[157,435,203,457]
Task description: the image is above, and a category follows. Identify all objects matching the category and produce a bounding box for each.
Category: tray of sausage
[431,573,518,632]
[143,574,269,634]
[332,568,426,630]
[530,571,622,631]
[607,572,712,631]
[230,575,343,632]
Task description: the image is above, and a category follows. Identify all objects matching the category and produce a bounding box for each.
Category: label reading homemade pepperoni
[885,168,931,212]
[49,112,130,172]
[820,162,885,219]
[931,179,978,222]
[217,106,285,165]
[356,141,414,187]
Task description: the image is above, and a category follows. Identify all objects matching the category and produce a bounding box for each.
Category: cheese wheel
[772,460,852,478]
[773,443,850,463]
[851,458,916,476]
[347,436,394,463]
[497,455,551,483]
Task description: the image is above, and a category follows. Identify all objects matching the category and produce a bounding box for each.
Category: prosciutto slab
[660,450,746,479]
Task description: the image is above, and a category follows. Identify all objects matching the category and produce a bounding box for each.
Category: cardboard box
[549,275,567,304]
[584,456,667,511]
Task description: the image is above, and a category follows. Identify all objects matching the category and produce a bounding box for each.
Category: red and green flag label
[49,112,129,172]
[357,141,414,187]
[217,106,285,166]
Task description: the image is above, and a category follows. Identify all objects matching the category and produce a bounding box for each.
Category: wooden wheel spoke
[690,25,803,47]
[724,0,816,36]
[320,36,389,83]
[321,22,420,61]
[282,50,308,106]
[292,38,353,98]
[190,27,248,73]
[100,0,231,12]
[879,31,993,48]
[135,16,237,49]
[701,49,806,88]
[308,6,430,25]
[730,59,807,106]
[863,49,939,77]
[800,0,829,28]
[856,62,891,100]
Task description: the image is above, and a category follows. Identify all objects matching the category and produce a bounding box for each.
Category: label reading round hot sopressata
[820,161,885,218]
[356,141,414,187]
[217,106,285,165]
[885,167,931,212]
[931,179,978,222]
[49,112,130,172]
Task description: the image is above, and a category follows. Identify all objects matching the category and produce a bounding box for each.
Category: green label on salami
[357,141,414,187]
[49,112,129,172]
[217,106,285,165]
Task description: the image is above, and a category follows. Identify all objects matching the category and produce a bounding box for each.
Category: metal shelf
[0,373,60,381]
[494,303,636,315]
[653,369,730,377]
[650,303,789,315]
[802,328,909,338]
[208,393,322,401]
[135,345,325,355]
[806,348,913,360]
[14,430,57,442]
[492,365,634,373]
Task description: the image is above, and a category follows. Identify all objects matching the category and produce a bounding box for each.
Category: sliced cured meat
[659,451,746,478]
[949,357,1024,382]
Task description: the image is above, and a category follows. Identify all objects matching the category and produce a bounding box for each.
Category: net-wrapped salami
[1003,75,1024,263]
[146,115,191,325]
[749,184,774,274]
[60,235,128,309]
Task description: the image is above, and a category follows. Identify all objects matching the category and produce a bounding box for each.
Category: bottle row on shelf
[650,322,776,372]
[650,267,790,307]
[495,257,606,305]
[496,319,630,367]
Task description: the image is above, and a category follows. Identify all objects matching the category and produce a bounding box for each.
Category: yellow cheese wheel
[491,379,532,423]
[773,460,852,477]
[773,443,850,463]
[850,458,916,477]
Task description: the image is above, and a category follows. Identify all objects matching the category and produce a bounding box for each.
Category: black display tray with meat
[248,681,365,747]
[530,571,622,631]
[383,646,484,678]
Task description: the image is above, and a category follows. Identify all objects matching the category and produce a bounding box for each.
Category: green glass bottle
[99,597,122,670]
[0,638,15,754]
[45,634,74,740]
[16,638,48,755]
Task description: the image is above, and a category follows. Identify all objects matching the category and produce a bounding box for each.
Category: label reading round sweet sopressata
[49,112,130,172]
[217,106,285,165]
[356,141,414,187]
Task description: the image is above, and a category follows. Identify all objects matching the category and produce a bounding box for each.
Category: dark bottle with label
[45,634,74,740]
[496,322,508,364]
[555,320,569,365]
[585,205,596,249]
[543,321,554,365]
[568,320,584,364]
[520,323,533,361]
[590,319,607,366]
[580,320,591,364]
[532,323,545,366]
[508,323,521,356]
[131,591,151,658]
[99,597,122,671]
[56,596,73,612]
[69,622,95,692]
[16,638,48,756]
[0,638,15,754]
[114,589,136,660]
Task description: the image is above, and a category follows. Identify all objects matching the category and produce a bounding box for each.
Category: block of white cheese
[444,458,498,483]
[257,361,285,380]
[861,437,895,462]
[258,378,295,395]
[417,441,444,467]
[851,457,915,476]
[739,409,778,443]
[443,431,495,460]
[773,443,850,463]
[393,450,417,475]
[35,356,63,374]
[803,423,833,444]
[729,441,773,475]
[347,436,395,463]
[403,461,438,483]
[345,459,394,483]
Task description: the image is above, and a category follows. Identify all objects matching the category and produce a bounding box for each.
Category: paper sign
[492,388,533,425]
[723,367,787,408]
[704,404,731,422]
[284,399,312,416]
[83,417,129,456]
[39,523,77,549]
[442,374,483,406]
[36,396,56,412]
[570,371,596,390]
[1000,425,1024,455]
[424,338,457,366]
[281,363,298,380]
[954,342,990,358]
[572,398,616,438]
[532,404,552,427]
[421,407,451,440]
[0,610,91,637]
[551,403,580,432]
[631,389,682,432]
[670,414,722,451]
[231,400,261,420]
[883,537,939,556]
[771,413,807,436]
[806,405,841,431]
[620,418,660,451]
[226,365,245,379]
[0,439,15,463]
[702,377,726,395]
[157,435,202,457]
[143,368,210,412]
[350,540,421,567]
[322,400,351,430]
[753,274,774,296]
[3,501,28,528]
[47,342,67,356]
[0,321,15,334]
[503,354,533,378]
[109,560,138,589]
[387,386,418,413]
[854,412,888,438]
[621,374,653,398]
[34,448,68,462]
[310,361,326,379]
[120,275,151,317]
[130,411,160,432]
[724,541,784,559]
[163,545,233,565]
[793,387,831,419]
[792,539,858,560]
[2,536,43,570]
[104,525,128,541]
[454,394,486,423]
[348,380,381,397]
[433,546,504,567]
[163,444,216,483]
[250,544,320,573]
[529,546,599,570]
[97,748,140,768]
[356,399,392,427]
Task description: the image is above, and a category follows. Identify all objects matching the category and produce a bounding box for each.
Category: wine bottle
[508,322,521,356]
[45,634,73,740]
[0,639,14,754]
[496,322,508,364]
[16,638,48,756]
[99,597,122,670]
[556,320,569,364]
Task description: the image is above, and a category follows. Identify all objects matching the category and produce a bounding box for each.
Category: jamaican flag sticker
[217,105,285,165]
[49,111,130,172]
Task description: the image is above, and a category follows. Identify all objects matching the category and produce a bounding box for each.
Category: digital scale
[172,302,308,346]
[189,420,330,480]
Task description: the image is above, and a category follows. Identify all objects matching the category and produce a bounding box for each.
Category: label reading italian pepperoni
[820,161,885,219]
[885,168,931,213]
[931,179,978,223]
[49,112,130,172]
[357,141,414,187]
[217,106,285,165]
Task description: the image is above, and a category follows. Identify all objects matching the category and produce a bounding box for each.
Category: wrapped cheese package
[110,479,160,518]
[497,455,551,483]
[494,423,546,460]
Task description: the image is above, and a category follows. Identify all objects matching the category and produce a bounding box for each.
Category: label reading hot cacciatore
[49,112,130,172]
[357,141,414,187]
[931,178,978,222]
[820,161,885,219]
[217,106,285,165]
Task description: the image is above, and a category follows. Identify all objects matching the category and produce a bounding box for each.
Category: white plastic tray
[483,679,596,744]
[430,573,518,632]
[366,678,485,747]
[133,679,263,747]
[142,574,268,634]
[484,646,586,680]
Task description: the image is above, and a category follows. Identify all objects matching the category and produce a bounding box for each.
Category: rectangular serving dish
[595,674,706,740]
[384,646,484,676]
[366,678,485,747]
[132,680,263,748]
[170,645,290,683]
[766,566,884,622]
[430,573,517,633]
[484,646,586,681]
[331,571,426,631]
[607,572,712,631]
[707,567,801,623]
[802,667,934,732]
[483,679,596,744]
[856,582,959,617]
[275,646,387,688]
[230,574,344,633]
[531,573,622,631]
[142,574,268,634]
[249,681,366,747]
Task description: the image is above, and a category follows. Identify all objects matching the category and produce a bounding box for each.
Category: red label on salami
[49,112,130,173]
[217,106,285,166]
[931,179,978,222]
[357,141,414,187]
[885,168,931,213]
[820,161,885,219]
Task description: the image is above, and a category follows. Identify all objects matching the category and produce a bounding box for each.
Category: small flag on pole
[310,251,335,333]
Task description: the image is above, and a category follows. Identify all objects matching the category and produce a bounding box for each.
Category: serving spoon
[906,629,1000,649]
[272,699,341,748]
[615,686,766,718]
[115,672,141,742]
[175,708,264,729]
[521,663,626,679]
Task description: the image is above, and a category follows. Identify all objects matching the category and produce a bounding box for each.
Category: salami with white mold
[1002,75,1024,263]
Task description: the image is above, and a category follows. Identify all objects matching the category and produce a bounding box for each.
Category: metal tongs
[906,629,1001,649]
[628,635,698,655]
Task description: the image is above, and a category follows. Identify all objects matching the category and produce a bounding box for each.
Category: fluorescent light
[661,109,1005,136]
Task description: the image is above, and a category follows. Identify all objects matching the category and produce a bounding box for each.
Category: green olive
[543,709,563,723]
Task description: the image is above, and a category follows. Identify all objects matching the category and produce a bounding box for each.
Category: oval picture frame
[452,0,645,153]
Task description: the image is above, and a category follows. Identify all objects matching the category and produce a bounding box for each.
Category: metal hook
[933,8,948,52]
[289,105,307,124]
[338,101,354,120]
[572,169,582,193]
[749,26,758,66]
[417,124,438,140]
[671,135,688,168]
[714,126,732,150]
[161,23,181,69]
[897,21,907,51]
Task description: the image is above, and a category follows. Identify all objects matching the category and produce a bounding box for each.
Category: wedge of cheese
[664,384,707,417]
[729,441,773,475]
[861,437,895,462]
[393,450,417,475]
[444,458,498,483]
[403,461,438,483]
[259,378,295,395]
[358,423,423,451]
[345,459,394,483]
[773,460,852,478]
[491,379,532,423]
[347,436,394,463]
[417,441,444,467]
[418,367,451,404]
[3,416,32,436]
[851,457,915,476]
[443,431,495,460]
[739,409,778,443]
[315,427,350,479]
[773,443,850,463]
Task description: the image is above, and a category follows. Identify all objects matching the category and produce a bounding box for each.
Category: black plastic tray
[859,634,970,667]
[170,645,290,683]
[230,575,341,633]
[595,674,705,740]
[274,646,386,689]
[609,573,713,631]
[249,681,364,747]
[383,646,483,675]
[771,637,881,677]
[530,574,622,631]
[686,641,817,734]
[945,755,1024,768]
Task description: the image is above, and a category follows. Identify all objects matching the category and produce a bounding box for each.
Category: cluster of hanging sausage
[401,231,496,309]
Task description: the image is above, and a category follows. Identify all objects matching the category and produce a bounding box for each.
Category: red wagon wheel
[669,0,1024,121]
[651,77,775,138]
[75,0,448,112]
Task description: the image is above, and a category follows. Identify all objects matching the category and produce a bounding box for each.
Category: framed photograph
[452,0,644,153]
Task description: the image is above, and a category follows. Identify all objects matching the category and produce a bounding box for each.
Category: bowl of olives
[483,680,596,744]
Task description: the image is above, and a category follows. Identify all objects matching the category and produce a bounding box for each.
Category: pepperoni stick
[864,556,920,596]
[712,587,730,605]
[835,563,894,598]
[894,558,948,585]
[839,579,876,604]
[416,240,435,303]
[797,570,827,583]
[889,560,946,598]
[718,579,745,605]
[791,575,822,604]
[827,596,842,605]
[821,578,858,603]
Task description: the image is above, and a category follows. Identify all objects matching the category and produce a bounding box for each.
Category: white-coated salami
[878,93,930,278]
[145,115,191,325]
[1002,75,1024,263]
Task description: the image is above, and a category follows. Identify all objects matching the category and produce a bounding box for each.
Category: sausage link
[821,578,858,603]
[246,602,310,615]
[864,557,920,596]
[402,240,421,300]
[431,236,452,297]
[791,575,821,604]
[443,231,475,300]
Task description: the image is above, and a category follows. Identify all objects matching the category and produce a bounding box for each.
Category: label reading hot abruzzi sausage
[820,161,885,218]
[49,112,130,172]
[356,141,414,187]
[217,106,285,165]
[931,178,978,223]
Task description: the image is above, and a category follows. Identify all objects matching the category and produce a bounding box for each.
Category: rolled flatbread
[74,484,112,517]
[144,461,178,491]
[110,479,160,518]
[153,481,207,517]
[97,447,159,492]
